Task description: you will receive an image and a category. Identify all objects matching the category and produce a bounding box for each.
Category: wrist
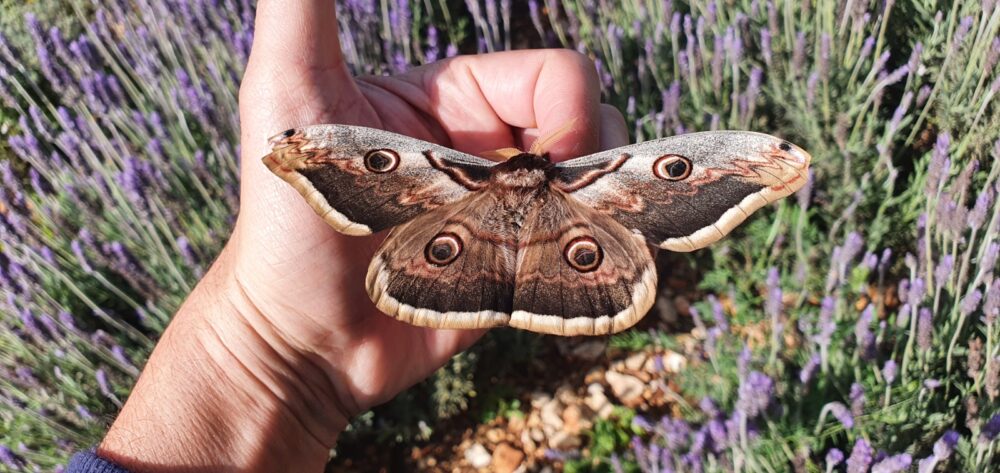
[99,239,347,472]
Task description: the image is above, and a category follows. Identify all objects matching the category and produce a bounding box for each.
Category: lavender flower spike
[882,360,897,384]
[846,438,874,473]
[736,371,774,418]
[825,448,844,473]
[871,453,912,473]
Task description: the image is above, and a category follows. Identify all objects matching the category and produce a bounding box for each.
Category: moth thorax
[493,168,548,188]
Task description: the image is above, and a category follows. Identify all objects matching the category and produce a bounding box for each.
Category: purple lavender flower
[917,307,933,351]
[926,133,951,194]
[882,360,897,384]
[933,430,959,459]
[74,404,94,421]
[760,28,772,65]
[850,383,865,417]
[909,277,926,306]
[658,417,691,451]
[961,290,983,315]
[826,448,845,469]
[699,397,721,418]
[800,353,820,384]
[934,255,954,288]
[871,453,912,473]
[806,72,820,109]
[856,305,876,360]
[859,36,876,62]
[917,85,932,106]
[19,308,42,339]
[96,368,112,398]
[981,414,1000,442]
[969,188,993,230]
[176,236,199,268]
[736,371,774,418]
[0,445,24,469]
[923,379,941,390]
[888,91,912,133]
[846,438,874,473]
[792,31,806,75]
[826,402,854,429]
[633,415,654,431]
[951,16,974,52]
[985,278,1000,325]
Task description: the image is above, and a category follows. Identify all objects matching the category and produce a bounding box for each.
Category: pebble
[662,351,687,373]
[464,443,491,469]
[624,352,648,371]
[539,399,564,435]
[486,428,505,443]
[491,442,525,473]
[548,430,582,450]
[562,405,587,434]
[584,383,614,419]
[605,371,646,407]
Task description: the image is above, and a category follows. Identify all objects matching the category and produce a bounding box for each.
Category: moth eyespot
[364,149,400,173]
[425,232,462,266]
[564,236,603,273]
[779,141,793,152]
[653,155,692,180]
[281,129,295,138]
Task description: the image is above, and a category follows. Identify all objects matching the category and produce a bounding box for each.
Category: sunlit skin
[97,0,629,470]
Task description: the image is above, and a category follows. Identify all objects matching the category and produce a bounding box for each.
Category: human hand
[98,1,628,471]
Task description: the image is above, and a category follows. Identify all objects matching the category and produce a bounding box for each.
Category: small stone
[661,351,687,373]
[562,405,589,434]
[525,411,542,429]
[530,427,546,443]
[605,371,646,407]
[530,392,552,409]
[555,385,577,404]
[540,399,564,435]
[585,383,614,419]
[508,414,526,433]
[464,443,491,469]
[548,431,582,450]
[642,356,658,374]
[624,352,648,371]
[492,443,525,473]
[584,367,605,384]
[486,428,505,443]
[520,431,537,454]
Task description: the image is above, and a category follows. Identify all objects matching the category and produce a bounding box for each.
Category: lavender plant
[0,0,478,468]
[495,0,1000,470]
[0,0,253,468]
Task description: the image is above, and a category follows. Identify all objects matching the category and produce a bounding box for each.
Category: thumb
[246,0,348,77]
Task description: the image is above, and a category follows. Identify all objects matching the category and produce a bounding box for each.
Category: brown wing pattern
[365,191,517,329]
[264,125,494,235]
[555,131,811,251]
[509,189,657,336]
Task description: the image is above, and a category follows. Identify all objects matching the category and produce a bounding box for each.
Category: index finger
[364,49,607,161]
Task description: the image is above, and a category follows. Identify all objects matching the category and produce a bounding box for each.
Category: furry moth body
[264,125,811,336]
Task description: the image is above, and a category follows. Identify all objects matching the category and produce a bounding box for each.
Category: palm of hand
[232,7,625,416]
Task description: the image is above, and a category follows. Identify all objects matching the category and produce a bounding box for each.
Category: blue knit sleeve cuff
[66,450,132,473]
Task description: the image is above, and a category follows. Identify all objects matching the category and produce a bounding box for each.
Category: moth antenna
[480,147,524,161]
[529,118,579,155]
